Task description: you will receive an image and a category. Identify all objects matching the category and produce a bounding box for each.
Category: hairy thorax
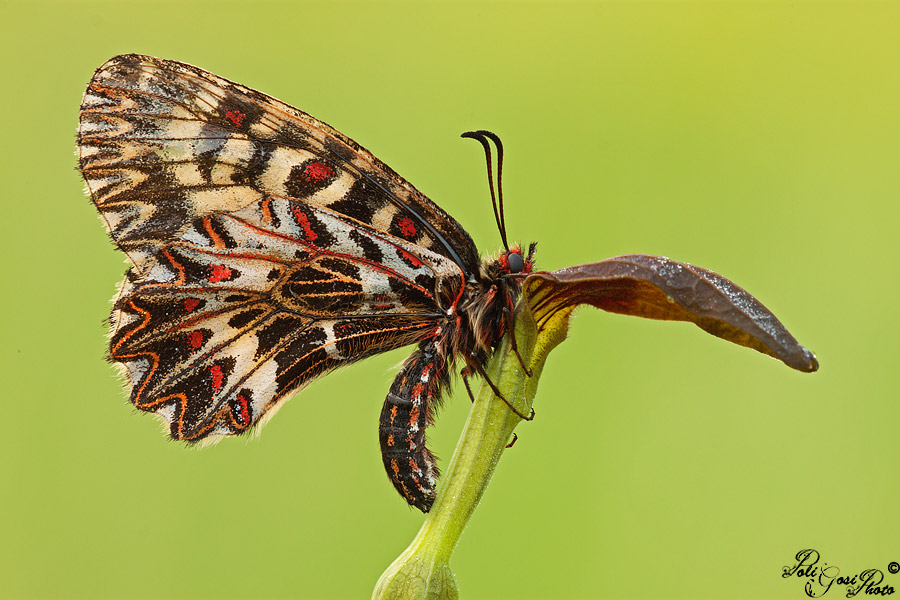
[436,249,529,371]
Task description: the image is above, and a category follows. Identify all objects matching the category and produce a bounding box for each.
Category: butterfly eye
[507,251,525,274]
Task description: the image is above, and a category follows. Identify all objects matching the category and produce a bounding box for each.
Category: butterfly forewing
[79,54,471,440]
[79,54,479,274]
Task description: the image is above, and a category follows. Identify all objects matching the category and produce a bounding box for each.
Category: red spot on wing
[235,394,251,425]
[209,264,233,283]
[184,298,200,313]
[210,364,224,394]
[371,293,393,311]
[225,109,245,127]
[291,207,318,242]
[260,197,273,224]
[397,217,417,239]
[399,249,423,267]
[188,331,204,349]
[302,161,334,182]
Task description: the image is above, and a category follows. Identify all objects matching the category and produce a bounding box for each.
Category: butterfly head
[499,242,537,276]
[479,242,537,286]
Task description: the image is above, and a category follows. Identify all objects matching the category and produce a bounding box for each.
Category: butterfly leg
[461,368,476,402]
[467,353,535,421]
[462,370,521,448]
[379,339,448,513]
[502,305,533,377]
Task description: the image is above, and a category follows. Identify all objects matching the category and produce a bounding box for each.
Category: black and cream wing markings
[78,53,478,272]
[77,54,470,440]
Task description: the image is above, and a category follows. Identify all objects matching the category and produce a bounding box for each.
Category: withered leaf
[524,254,818,372]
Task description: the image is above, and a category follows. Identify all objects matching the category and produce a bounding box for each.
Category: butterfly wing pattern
[78,55,531,512]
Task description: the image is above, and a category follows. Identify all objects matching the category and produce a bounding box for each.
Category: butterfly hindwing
[108,193,457,439]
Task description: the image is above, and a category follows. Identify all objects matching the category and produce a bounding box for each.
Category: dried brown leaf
[524,254,818,372]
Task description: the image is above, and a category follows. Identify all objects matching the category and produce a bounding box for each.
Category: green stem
[372,302,568,600]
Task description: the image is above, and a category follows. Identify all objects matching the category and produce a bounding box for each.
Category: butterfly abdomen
[379,339,449,512]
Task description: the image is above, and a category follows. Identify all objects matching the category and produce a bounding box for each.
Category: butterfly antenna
[462,130,509,251]
[479,131,508,252]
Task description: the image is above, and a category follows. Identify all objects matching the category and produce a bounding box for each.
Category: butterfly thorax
[439,243,536,369]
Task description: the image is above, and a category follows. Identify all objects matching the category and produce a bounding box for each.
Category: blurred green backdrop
[2,1,898,599]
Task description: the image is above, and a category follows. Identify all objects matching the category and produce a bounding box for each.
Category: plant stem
[372,302,566,599]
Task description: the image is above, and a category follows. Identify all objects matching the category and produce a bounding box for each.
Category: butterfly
[78,54,535,513]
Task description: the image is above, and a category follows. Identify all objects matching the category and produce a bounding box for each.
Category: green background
[2,1,898,598]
